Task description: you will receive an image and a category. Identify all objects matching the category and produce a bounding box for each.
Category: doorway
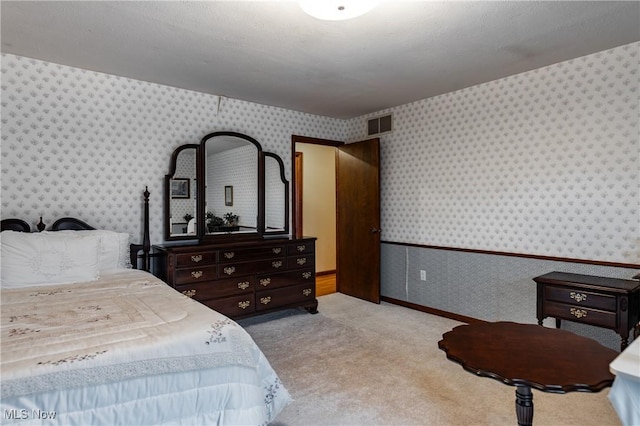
[291,135,381,303]
[292,137,342,295]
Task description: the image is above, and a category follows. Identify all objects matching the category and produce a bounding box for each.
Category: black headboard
[0,188,151,271]
[0,218,31,232]
[51,217,96,231]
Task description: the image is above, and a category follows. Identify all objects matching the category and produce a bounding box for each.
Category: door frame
[290,135,344,239]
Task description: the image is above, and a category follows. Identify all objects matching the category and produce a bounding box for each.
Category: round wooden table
[438,321,618,425]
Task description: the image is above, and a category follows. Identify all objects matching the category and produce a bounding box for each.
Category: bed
[0,191,291,425]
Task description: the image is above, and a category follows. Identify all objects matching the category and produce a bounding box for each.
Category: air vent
[367,113,393,136]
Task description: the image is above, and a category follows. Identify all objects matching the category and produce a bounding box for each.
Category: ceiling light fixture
[299,1,379,21]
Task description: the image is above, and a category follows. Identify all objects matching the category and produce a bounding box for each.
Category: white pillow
[0,231,101,288]
[41,230,131,270]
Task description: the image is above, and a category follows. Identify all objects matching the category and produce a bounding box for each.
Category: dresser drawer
[203,294,255,317]
[255,282,316,311]
[220,245,287,261]
[174,265,218,284]
[545,286,617,311]
[544,301,617,329]
[174,252,217,268]
[219,258,287,277]
[176,277,254,300]
[288,254,315,269]
[288,242,314,255]
[256,268,315,290]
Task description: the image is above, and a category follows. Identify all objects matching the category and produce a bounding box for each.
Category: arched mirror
[200,132,264,238]
[164,132,289,242]
[164,144,199,240]
[264,152,289,235]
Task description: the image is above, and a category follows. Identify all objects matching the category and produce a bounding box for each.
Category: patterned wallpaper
[0,54,345,244]
[2,42,639,264]
[347,42,639,264]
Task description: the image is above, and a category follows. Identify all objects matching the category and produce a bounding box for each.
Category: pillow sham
[41,230,131,270]
[0,231,101,288]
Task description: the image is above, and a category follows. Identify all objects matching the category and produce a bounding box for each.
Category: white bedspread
[1,269,291,425]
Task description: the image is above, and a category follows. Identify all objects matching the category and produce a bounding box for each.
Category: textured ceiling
[1,1,639,119]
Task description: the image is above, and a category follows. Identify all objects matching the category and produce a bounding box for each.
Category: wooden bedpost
[142,186,151,272]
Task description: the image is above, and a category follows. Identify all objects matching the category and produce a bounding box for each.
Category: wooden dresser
[154,237,318,319]
[533,271,640,350]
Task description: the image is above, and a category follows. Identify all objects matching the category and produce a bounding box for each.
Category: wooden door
[336,138,380,303]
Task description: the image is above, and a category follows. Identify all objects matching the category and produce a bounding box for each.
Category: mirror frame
[164,143,200,241]
[164,132,291,242]
[198,131,264,240]
[263,151,290,236]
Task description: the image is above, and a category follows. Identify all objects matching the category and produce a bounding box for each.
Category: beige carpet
[239,293,620,426]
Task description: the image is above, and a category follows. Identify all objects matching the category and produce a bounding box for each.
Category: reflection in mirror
[166,145,198,239]
[204,135,258,234]
[264,153,289,234]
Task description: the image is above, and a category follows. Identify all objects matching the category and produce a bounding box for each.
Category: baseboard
[381,296,486,325]
[316,270,336,276]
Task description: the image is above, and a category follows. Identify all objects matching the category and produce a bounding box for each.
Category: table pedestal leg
[515,385,534,426]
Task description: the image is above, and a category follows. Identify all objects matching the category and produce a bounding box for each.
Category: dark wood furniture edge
[382,240,640,269]
[438,333,613,394]
[533,272,640,293]
[232,298,319,319]
[381,296,486,325]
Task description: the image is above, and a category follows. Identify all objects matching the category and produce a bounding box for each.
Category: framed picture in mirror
[171,178,190,199]
[225,185,233,206]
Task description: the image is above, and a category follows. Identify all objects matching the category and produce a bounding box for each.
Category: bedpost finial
[36,217,46,232]
[144,186,150,200]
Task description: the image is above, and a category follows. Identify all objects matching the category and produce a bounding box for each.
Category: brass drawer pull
[302,288,312,297]
[191,271,203,279]
[224,252,235,259]
[272,247,282,254]
[238,301,251,309]
[237,281,250,290]
[297,257,307,265]
[302,272,312,279]
[260,278,271,287]
[570,308,587,319]
[223,266,236,276]
[272,260,283,268]
[182,289,196,298]
[297,245,306,252]
[260,296,272,305]
[570,292,587,303]
[191,255,203,263]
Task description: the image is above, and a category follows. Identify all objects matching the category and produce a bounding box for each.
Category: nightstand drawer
[176,277,254,300]
[256,283,316,311]
[544,301,617,329]
[174,265,218,284]
[204,294,255,317]
[545,286,617,311]
[175,252,216,268]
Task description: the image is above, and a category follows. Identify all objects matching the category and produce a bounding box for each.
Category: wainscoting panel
[382,243,640,350]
